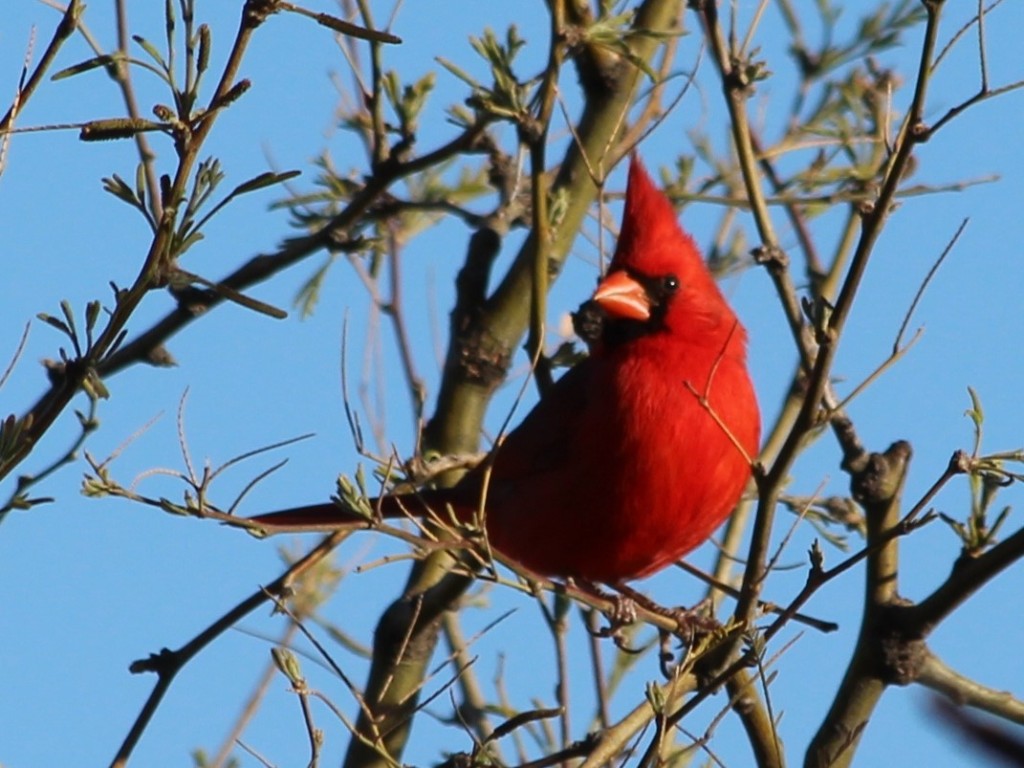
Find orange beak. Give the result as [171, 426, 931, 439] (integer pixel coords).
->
[592, 270, 650, 321]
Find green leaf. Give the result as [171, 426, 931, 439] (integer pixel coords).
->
[37, 313, 71, 337]
[229, 169, 301, 197]
[271, 647, 304, 685]
[436, 56, 480, 89]
[134, 163, 147, 210]
[102, 174, 139, 206]
[402, 73, 435, 125]
[59, 300, 78, 340]
[83, 370, 110, 401]
[965, 386, 984, 429]
[295, 257, 332, 318]
[645, 682, 665, 712]
[382, 70, 401, 109]
[132, 34, 168, 72]
[51, 53, 121, 81]
[174, 229, 205, 257]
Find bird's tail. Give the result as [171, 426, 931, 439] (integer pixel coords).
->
[247, 489, 468, 534]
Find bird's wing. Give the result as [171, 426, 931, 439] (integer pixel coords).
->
[474, 357, 594, 488]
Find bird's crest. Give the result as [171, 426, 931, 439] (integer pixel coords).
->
[610, 155, 737, 333]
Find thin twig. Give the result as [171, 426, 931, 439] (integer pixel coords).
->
[894, 218, 967, 352]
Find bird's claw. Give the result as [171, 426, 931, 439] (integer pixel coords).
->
[611, 585, 721, 639]
[571, 579, 644, 651]
[598, 595, 646, 653]
[656, 600, 725, 679]
[590, 605, 644, 654]
[607, 593, 638, 626]
[665, 598, 719, 638]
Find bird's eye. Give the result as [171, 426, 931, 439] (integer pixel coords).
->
[662, 275, 680, 294]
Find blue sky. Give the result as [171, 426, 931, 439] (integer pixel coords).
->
[2, 2, 1023, 766]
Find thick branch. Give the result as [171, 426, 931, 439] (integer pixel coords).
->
[346, 4, 687, 766]
[907, 523, 1024, 633]
[805, 441, 912, 768]
[919, 651, 1024, 726]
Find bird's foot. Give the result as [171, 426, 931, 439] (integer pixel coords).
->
[656, 628, 694, 679]
[664, 598, 720, 637]
[654, 601, 728, 679]
[572, 579, 643, 653]
[605, 592, 639, 628]
[611, 584, 721, 639]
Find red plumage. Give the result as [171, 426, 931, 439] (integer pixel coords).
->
[250, 156, 760, 584]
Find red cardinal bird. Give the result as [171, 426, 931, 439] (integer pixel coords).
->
[251, 157, 759, 584]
